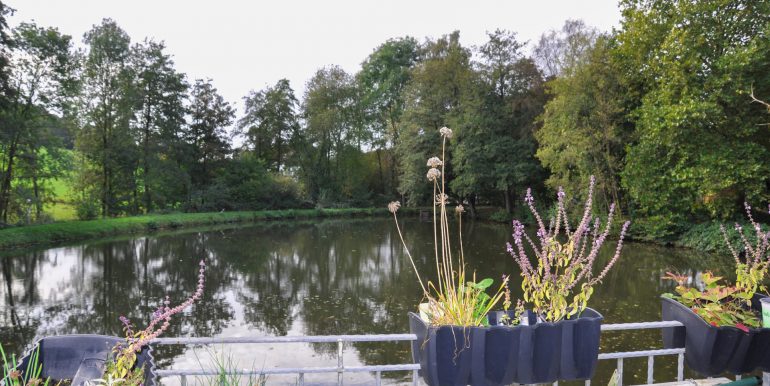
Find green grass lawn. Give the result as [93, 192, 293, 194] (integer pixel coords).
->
[44, 176, 77, 221]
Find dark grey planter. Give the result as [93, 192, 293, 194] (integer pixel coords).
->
[408, 308, 603, 386]
[661, 295, 770, 376]
[15, 335, 156, 386]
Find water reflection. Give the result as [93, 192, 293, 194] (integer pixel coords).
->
[0, 219, 732, 384]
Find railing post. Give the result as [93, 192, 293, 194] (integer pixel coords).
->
[616, 358, 623, 386]
[337, 339, 344, 386]
[647, 355, 654, 385]
[180, 375, 187, 386]
[677, 353, 685, 382]
[763, 372, 769, 386]
[298, 373, 305, 386]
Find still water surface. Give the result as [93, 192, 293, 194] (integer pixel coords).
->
[0, 218, 734, 385]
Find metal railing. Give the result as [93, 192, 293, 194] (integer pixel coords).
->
[151, 321, 686, 386]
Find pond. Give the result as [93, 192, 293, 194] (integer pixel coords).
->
[0, 218, 735, 385]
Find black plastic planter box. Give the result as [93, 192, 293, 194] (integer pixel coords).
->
[15, 335, 156, 386]
[661, 295, 770, 376]
[408, 308, 603, 386]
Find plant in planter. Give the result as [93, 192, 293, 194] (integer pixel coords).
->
[390, 129, 631, 386]
[661, 203, 770, 376]
[390, 126, 508, 386]
[13, 260, 207, 386]
[496, 176, 630, 384]
[2, 344, 50, 386]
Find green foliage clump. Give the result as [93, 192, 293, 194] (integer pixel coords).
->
[75, 195, 100, 221]
[488, 209, 512, 223]
[619, 0, 770, 225]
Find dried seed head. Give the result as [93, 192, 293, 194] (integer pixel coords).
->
[439, 126, 453, 138]
[426, 156, 443, 168]
[388, 201, 401, 214]
[455, 204, 465, 214]
[27, 378, 42, 386]
[426, 168, 441, 182]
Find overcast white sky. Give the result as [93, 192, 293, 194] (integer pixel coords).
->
[8, 0, 621, 114]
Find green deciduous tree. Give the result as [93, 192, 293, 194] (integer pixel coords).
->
[537, 36, 628, 211]
[184, 78, 235, 208]
[397, 32, 473, 206]
[452, 30, 546, 214]
[300, 65, 364, 204]
[131, 39, 188, 212]
[238, 78, 299, 172]
[619, 0, 770, 227]
[357, 37, 420, 195]
[533, 19, 599, 79]
[77, 18, 137, 217]
[0, 1, 13, 106]
[0, 21, 73, 222]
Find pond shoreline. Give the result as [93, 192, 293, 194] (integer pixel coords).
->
[0, 207, 422, 251]
[4, 207, 731, 255]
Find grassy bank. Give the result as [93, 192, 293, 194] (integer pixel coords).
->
[0, 208, 418, 250]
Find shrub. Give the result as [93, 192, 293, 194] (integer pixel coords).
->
[75, 197, 100, 220]
[488, 208, 511, 223]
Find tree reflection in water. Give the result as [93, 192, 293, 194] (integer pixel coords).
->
[0, 218, 734, 384]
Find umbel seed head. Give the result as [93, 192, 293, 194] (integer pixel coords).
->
[439, 126, 453, 138]
[426, 168, 441, 182]
[427, 156, 443, 168]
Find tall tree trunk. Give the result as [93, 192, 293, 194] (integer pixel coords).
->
[101, 114, 111, 217]
[389, 117, 400, 197]
[32, 173, 41, 221]
[132, 177, 139, 215]
[143, 119, 152, 213]
[0, 133, 20, 222]
[102, 160, 109, 217]
[276, 138, 283, 173]
[504, 186, 512, 213]
[468, 194, 478, 219]
[376, 148, 385, 195]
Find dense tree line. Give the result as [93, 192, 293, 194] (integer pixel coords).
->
[1, 0, 769, 238]
[539, 0, 770, 237]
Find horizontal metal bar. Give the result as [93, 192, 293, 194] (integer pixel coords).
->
[156, 364, 421, 377]
[153, 321, 682, 346]
[601, 321, 683, 331]
[152, 334, 417, 345]
[157, 349, 686, 378]
[598, 348, 685, 360]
